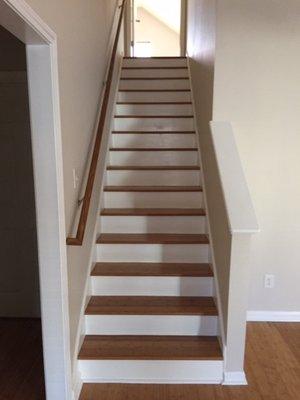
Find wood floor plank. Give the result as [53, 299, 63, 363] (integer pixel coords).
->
[107, 165, 200, 170]
[91, 262, 213, 277]
[85, 296, 217, 316]
[78, 335, 222, 361]
[79, 322, 300, 400]
[97, 233, 209, 244]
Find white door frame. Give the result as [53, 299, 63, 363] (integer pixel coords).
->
[0, 1, 72, 399]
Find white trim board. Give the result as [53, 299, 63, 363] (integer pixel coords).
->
[223, 371, 247, 386]
[247, 311, 300, 322]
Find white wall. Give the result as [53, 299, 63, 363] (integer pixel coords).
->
[213, 0, 300, 314]
[135, 7, 180, 56]
[23, 0, 119, 359]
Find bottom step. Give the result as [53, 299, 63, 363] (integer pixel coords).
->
[78, 335, 223, 384]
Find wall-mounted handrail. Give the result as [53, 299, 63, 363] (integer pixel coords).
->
[67, 0, 126, 246]
[209, 121, 259, 234]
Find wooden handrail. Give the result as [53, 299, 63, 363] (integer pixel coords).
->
[67, 0, 127, 246]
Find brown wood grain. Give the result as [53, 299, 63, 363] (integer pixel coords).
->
[109, 147, 197, 151]
[96, 233, 209, 244]
[79, 322, 300, 400]
[106, 165, 200, 170]
[91, 262, 213, 277]
[103, 185, 203, 192]
[66, 0, 127, 246]
[78, 335, 222, 360]
[120, 77, 189, 80]
[114, 115, 193, 118]
[85, 296, 217, 316]
[112, 130, 195, 134]
[100, 208, 205, 216]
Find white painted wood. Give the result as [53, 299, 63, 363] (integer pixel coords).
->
[187, 56, 226, 353]
[26, 42, 72, 400]
[91, 276, 213, 296]
[117, 90, 191, 103]
[100, 215, 206, 233]
[210, 122, 259, 234]
[112, 133, 197, 148]
[122, 58, 187, 68]
[104, 191, 204, 208]
[116, 103, 193, 116]
[247, 311, 300, 322]
[223, 371, 247, 385]
[78, 359, 223, 384]
[121, 68, 188, 78]
[114, 116, 194, 131]
[96, 243, 209, 263]
[85, 315, 217, 335]
[106, 170, 201, 186]
[119, 78, 190, 90]
[109, 150, 198, 166]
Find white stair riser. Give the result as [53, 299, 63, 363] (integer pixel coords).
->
[118, 91, 191, 103]
[109, 151, 198, 166]
[106, 170, 201, 186]
[121, 68, 188, 78]
[91, 276, 213, 297]
[122, 58, 187, 68]
[119, 79, 190, 90]
[96, 243, 209, 263]
[116, 104, 192, 116]
[112, 133, 197, 148]
[85, 315, 217, 336]
[104, 192, 204, 208]
[100, 215, 206, 234]
[78, 360, 223, 384]
[114, 117, 194, 132]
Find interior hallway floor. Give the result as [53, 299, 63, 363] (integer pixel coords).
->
[0, 318, 45, 400]
[80, 322, 300, 400]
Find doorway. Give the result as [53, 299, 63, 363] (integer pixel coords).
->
[0, 24, 45, 398]
[129, 0, 186, 57]
[0, 1, 72, 399]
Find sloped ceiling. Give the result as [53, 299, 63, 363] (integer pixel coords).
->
[136, 0, 181, 33]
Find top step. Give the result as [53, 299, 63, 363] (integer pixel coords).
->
[123, 57, 187, 69]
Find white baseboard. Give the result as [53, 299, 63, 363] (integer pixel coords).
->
[247, 311, 300, 322]
[72, 370, 83, 400]
[223, 371, 247, 386]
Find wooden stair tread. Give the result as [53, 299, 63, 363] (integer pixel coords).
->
[112, 131, 195, 134]
[103, 185, 203, 192]
[119, 89, 191, 92]
[109, 147, 197, 151]
[120, 77, 189, 80]
[122, 67, 188, 70]
[116, 102, 192, 105]
[97, 233, 209, 244]
[91, 262, 213, 277]
[78, 335, 222, 360]
[85, 296, 217, 316]
[107, 165, 200, 170]
[101, 208, 205, 216]
[114, 115, 193, 118]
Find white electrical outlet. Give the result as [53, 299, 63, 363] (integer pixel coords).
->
[72, 168, 79, 189]
[264, 274, 275, 289]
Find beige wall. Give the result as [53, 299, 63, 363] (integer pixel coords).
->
[0, 26, 40, 317]
[135, 7, 180, 56]
[187, 0, 231, 335]
[213, 0, 300, 313]
[23, 0, 119, 359]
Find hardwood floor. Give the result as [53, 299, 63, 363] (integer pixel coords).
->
[79, 322, 300, 400]
[0, 318, 45, 400]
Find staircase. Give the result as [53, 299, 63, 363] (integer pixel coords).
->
[78, 57, 223, 384]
